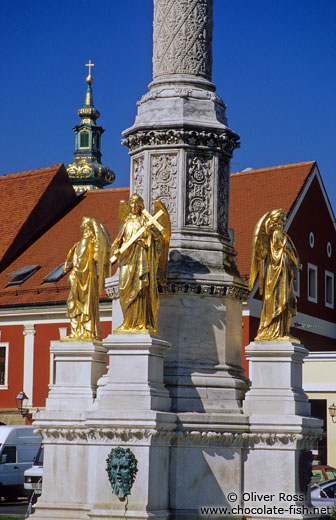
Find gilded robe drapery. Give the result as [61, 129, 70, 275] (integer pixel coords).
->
[256, 228, 297, 340]
[112, 214, 161, 332]
[66, 235, 101, 340]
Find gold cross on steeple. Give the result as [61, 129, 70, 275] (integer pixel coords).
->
[85, 60, 95, 76]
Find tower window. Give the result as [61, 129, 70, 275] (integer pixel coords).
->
[80, 131, 89, 148]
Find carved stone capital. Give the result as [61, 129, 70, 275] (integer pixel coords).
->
[23, 324, 36, 336]
[122, 128, 239, 156]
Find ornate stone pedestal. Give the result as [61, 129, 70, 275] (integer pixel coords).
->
[244, 341, 311, 416]
[242, 341, 322, 520]
[46, 340, 108, 410]
[95, 333, 171, 412]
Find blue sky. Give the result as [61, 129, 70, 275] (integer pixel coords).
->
[2, 1, 336, 206]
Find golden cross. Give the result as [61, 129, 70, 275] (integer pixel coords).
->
[110, 208, 164, 265]
[85, 60, 95, 75]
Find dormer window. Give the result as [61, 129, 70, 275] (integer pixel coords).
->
[80, 131, 89, 148]
[43, 264, 69, 284]
[6, 265, 41, 287]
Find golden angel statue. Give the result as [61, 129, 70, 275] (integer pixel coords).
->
[63, 217, 111, 341]
[111, 193, 171, 334]
[249, 208, 302, 342]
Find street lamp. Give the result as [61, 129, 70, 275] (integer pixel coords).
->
[15, 391, 32, 423]
[328, 402, 336, 423]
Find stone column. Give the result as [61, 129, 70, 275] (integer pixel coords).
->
[121, 0, 248, 414]
[152, 0, 213, 84]
[23, 324, 36, 406]
[124, 0, 239, 269]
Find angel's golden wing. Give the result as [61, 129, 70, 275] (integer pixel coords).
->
[118, 200, 130, 230]
[90, 218, 112, 295]
[154, 200, 171, 286]
[248, 211, 270, 293]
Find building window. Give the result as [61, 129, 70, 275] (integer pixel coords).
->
[325, 271, 334, 309]
[308, 263, 318, 303]
[0, 344, 9, 388]
[80, 131, 89, 148]
[293, 266, 300, 297]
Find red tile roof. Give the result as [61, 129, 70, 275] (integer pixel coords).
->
[229, 162, 315, 278]
[0, 164, 77, 272]
[0, 187, 129, 306]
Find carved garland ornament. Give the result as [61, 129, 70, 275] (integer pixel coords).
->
[137, 87, 225, 108]
[122, 129, 239, 156]
[150, 154, 178, 226]
[132, 155, 145, 198]
[34, 427, 320, 451]
[185, 153, 213, 227]
[153, 0, 213, 80]
[217, 158, 229, 235]
[106, 282, 250, 302]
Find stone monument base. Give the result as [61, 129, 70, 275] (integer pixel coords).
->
[242, 341, 322, 520]
[46, 340, 107, 410]
[95, 333, 171, 412]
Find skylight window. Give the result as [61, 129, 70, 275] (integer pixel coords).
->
[43, 264, 69, 284]
[6, 265, 40, 287]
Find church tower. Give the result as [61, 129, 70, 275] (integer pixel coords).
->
[66, 61, 115, 192]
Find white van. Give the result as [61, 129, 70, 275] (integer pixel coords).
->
[0, 425, 41, 501]
[24, 443, 43, 503]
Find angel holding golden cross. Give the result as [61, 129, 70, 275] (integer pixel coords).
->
[111, 193, 171, 334]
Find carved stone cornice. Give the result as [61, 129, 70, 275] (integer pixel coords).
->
[34, 426, 321, 451]
[105, 285, 120, 300]
[122, 128, 239, 156]
[35, 427, 161, 445]
[160, 282, 249, 301]
[106, 282, 249, 302]
[35, 427, 247, 447]
[247, 433, 322, 451]
[137, 87, 224, 108]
